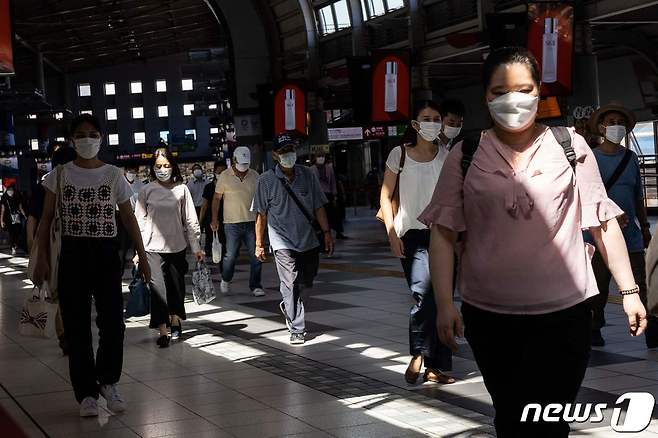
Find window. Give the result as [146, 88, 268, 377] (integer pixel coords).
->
[181, 79, 193, 91]
[361, 0, 404, 20]
[208, 104, 217, 110]
[185, 129, 196, 140]
[106, 108, 117, 121]
[210, 127, 219, 134]
[134, 132, 146, 144]
[81, 110, 93, 115]
[55, 112, 63, 120]
[130, 81, 142, 94]
[156, 80, 167, 93]
[159, 131, 170, 142]
[30, 139, 39, 150]
[104, 82, 116, 95]
[183, 104, 195, 116]
[158, 106, 168, 118]
[317, 0, 351, 35]
[132, 107, 144, 119]
[108, 134, 119, 145]
[78, 83, 91, 97]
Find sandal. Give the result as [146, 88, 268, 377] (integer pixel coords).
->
[405, 355, 423, 384]
[424, 368, 456, 384]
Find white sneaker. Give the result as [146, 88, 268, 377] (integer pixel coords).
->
[220, 280, 231, 295]
[79, 396, 99, 417]
[252, 288, 266, 297]
[99, 383, 126, 413]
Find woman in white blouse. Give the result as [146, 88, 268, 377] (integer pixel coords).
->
[135, 148, 204, 348]
[380, 100, 455, 385]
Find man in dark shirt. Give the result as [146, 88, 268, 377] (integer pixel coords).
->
[200, 161, 227, 261]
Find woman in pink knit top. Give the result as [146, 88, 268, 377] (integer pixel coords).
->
[419, 47, 647, 437]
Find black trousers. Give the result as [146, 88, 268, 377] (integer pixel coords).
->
[400, 229, 452, 371]
[462, 301, 591, 438]
[148, 250, 188, 328]
[324, 194, 343, 234]
[6, 223, 21, 249]
[58, 237, 125, 403]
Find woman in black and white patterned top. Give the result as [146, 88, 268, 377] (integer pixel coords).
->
[33, 115, 151, 418]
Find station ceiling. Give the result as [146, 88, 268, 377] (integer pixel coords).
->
[12, 0, 226, 72]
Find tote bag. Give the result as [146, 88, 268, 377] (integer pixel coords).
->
[19, 285, 58, 339]
[212, 231, 222, 264]
[192, 261, 216, 305]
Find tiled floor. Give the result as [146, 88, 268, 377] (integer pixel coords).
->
[1, 211, 658, 437]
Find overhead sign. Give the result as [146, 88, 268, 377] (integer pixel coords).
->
[0, 0, 13, 75]
[363, 126, 386, 139]
[387, 124, 407, 137]
[527, 3, 574, 96]
[234, 114, 261, 137]
[371, 50, 411, 122]
[573, 105, 595, 120]
[536, 96, 562, 120]
[328, 127, 363, 141]
[274, 82, 306, 136]
[310, 144, 330, 155]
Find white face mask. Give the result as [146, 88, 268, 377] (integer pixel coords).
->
[6, 189, 14, 197]
[487, 92, 539, 132]
[74, 137, 101, 160]
[604, 125, 626, 144]
[416, 121, 442, 142]
[235, 163, 250, 172]
[443, 125, 462, 140]
[278, 152, 297, 169]
[193, 169, 203, 178]
[125, 172, 136, 183]
[155, 167, 172, 182]
[316, 156, 325, 165]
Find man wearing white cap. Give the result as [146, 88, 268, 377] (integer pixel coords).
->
[211, 147, 265, 297]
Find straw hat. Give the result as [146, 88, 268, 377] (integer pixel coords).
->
[588, 101, 637, 134]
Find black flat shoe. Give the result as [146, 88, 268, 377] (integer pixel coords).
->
[171, 323, 182, 340]
[156, 335, 170, 348]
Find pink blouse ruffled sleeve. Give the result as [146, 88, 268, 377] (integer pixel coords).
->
[418, 142, 466, 232]
[573, 132, 624, 229]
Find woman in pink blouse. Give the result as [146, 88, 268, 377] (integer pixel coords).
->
[420, 47, 647, 437]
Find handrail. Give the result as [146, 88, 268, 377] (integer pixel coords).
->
[638, 154, 658, 208]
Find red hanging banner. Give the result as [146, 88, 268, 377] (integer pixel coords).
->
[274, 82, 306, 136]
[371, 50, 410, 122]
[527, 2, 574, 96]
[0, 0, 14, 75]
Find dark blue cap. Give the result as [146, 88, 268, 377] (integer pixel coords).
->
[273, 132, 299, 151]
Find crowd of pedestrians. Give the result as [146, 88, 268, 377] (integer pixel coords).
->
[17, 47, 658, 438]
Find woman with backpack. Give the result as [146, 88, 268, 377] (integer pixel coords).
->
[421, 47, 648, 437]
[1, 184, 26, 254]
[380, 100, 455, 385]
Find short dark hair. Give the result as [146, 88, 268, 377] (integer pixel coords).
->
[149, 147, 183, 183]
[213, 160, 226, 172]
[192, 163, 202, 170]
[482, 47, 540, 91]
[69, 114, 102, 136]
[52, 146, 77, 167]
[402, 100, 441, 146]
[440, 99, 465, 118]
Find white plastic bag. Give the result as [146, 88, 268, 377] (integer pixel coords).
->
[19, 285, 58, 339]
[212, 231, 222, 264]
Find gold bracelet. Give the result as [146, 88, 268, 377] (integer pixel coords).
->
[619, 285, 640, 296]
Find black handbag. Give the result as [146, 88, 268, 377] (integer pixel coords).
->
[125, 267, 151, 318]
[277, 176, 326, 252]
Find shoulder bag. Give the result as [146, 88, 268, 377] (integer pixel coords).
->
[276, 175, 326, 252]
[376, 145, 407, 223]
[27, 166, 63, 299]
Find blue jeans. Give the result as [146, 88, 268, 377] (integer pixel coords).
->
[400, 229, 452, 371]
[222, 222, 262, 290]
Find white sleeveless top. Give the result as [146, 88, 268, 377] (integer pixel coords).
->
[385, 145, 449, 237]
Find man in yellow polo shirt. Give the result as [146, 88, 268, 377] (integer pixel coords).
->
[210, 147, 265, 297]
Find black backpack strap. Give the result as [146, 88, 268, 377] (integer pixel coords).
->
[276, 176, 318, 230]
[550, 126, 576, 171]
[460, 137, 480, 178]
[604, 148, 633, 192]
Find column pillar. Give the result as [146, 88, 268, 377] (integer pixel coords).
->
[348, 0, 368, 56]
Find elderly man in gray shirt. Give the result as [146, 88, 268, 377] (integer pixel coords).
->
[253, 133, 334, 345]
